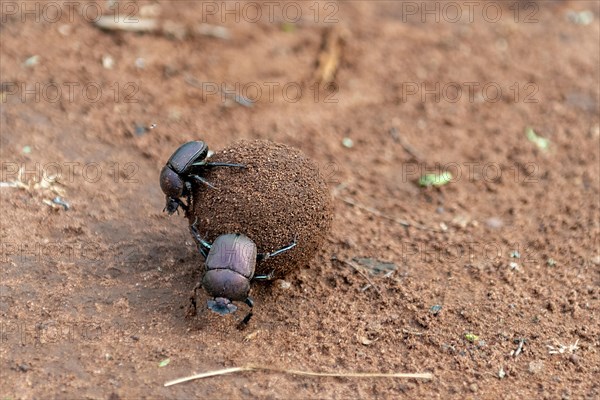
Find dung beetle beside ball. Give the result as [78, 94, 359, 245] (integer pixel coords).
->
[189, 220, 297, 322]
[159, 141, 245, 215]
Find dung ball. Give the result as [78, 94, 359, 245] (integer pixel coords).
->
[187, 139, 333, 277]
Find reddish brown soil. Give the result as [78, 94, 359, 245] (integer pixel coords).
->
[1, 1, 599, 399]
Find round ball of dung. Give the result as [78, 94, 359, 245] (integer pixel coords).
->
[187, 139, 333, 278]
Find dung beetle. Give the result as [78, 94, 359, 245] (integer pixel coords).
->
[160, 141, 244, 215]
[189, 220, 297, 323]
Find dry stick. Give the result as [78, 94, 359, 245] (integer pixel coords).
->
[390, 128, 424, 162]
[164, 365, 433, 387]
[334, 257, 382, 297]
[337, 196, 437, 232]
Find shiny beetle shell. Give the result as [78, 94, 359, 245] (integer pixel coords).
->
[202, 234, 257, 301]
[167, 141, 208, 174]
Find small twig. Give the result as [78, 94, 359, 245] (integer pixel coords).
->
[402, 328, 424, 336]
[0, 181, 23, 188]
[390, 128, 424, 161]
[185, 75, 253, 107]
[164, 365, 433, 387]
[511, 338, 526, 357]
[315, 26, 346, 85]
[336, 195, 437, 232]
[333, 257, 382, 297]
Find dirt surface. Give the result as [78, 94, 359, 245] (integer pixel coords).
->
[1, 1, 599, 399]
[188, 139, 333, 278]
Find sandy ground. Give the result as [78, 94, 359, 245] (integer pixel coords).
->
[1, 1, 599, 399]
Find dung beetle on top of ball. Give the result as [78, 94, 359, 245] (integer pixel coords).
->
[189, 220, 297, 323]
[159, 141, 245, 215]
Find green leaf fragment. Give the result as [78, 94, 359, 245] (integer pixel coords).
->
[159, 358, 171, 367]
[465, 333, 479, 343]
[419, 172, 453, 187]
[526, 127, 549, 151]
[281, 22, 296, 32]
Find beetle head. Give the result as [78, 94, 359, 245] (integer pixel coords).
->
[207, 297, 238, 315]
[164, 197, 180, 215]
[160, 165, 184, 199]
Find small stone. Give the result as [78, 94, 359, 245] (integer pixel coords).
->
[102, 55, 115, 69]
[569, 354, 579, 365]
[58, 24, 72, 36]
[342, 137, 354, 148]
[528, 360, 544, 374]
[485, 217, 503, 229]
[469, 383, 478, 393]
[498, 367, 506, 379]
[430, 305, 442, 315]
[18, 364, 30, 372]
[277, 279, 291, 290]
[23, 55, 39, 68]
[135, 58, 146, 69]
[567, 10, 594, 25]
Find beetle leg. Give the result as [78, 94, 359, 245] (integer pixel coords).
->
[177, 197, 188, 211]
[237, 297, 254, 328]
[257, 236, 298, 262]
[253, 270, 275, 280]
[244, 297, 254, 308]
[190, 174, 217, 189]
[189, 219, 212, 258]
[164, 196, 186, 214]
[184, 181, 193, 209]
[193, 161, 246, 169]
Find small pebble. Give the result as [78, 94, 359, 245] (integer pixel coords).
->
[135, 58, 146, 69]
[569, 354, 579, 365]
[58, 24, 72, 36]
[102, 55, 115, 69]
[430, 305, 442, 315]
[528, 360, 544, 374]
[22, 145, 32, 154]
[277, 280, 291, 290]
[342, 137, 354, 148]
[469, 383, 478, 393]
[18, 364, 30, 372]
[485, 217, 504, 229]
[567, 10, 594, 25]
[498, 367, 506, 379]
[134, 124, 147, 136]
[23, 55, 39, 68]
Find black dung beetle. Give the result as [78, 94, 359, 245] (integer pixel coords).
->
[189, 220, 297, 323]
[160, 141, 244, 215]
